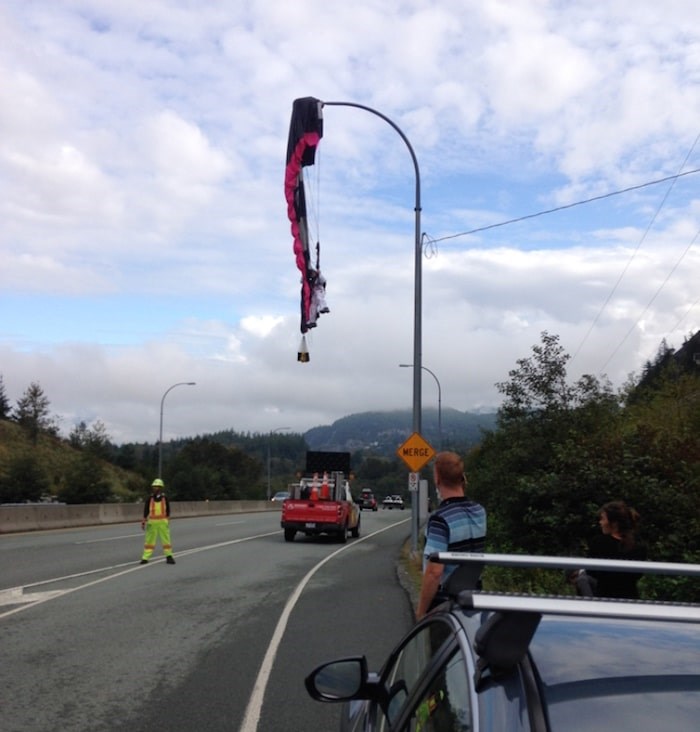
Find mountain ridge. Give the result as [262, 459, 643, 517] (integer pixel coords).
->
[303, 407, 497, 456]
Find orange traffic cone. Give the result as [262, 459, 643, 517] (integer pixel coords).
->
[310, 472, 319, 501]
[320, 472, 330, 500]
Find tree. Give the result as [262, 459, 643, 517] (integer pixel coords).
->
[13, 382, 58, 444]
[0, 374, 10, 420]
[69, 420, 112, 459]
[0, 453, 49, 503]
[61, 452, 112, 504]
[496, 331, 573, 423]
[166, 437, 262, 500]
[470, 332, 625, 555]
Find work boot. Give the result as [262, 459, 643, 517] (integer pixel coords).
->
[166, 556, 176, 564]
[139, 559, 148, 565]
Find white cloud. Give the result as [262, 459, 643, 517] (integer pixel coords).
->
[0, 0, 699, 444]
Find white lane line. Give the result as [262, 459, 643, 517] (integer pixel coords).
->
[240, 518, 411, 732]
[3, 560, 147, 592]
[0, 530, 280, 620]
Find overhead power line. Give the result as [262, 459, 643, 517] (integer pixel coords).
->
[599, 228, 700, 373]
[429, 167, 700, 244]
[595, 134, 700, 372]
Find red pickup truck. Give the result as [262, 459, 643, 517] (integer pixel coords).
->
[281, 470, 360, 543]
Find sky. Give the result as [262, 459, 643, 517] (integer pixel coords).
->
[2, 0, 700, 445]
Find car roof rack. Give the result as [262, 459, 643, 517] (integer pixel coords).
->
[430, 551, 700, 577]
[457, 591, 700, 622]
[429, 553, 700, 623]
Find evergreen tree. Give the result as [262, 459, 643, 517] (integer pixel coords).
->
[61, 452, 111, 504]
[13, 381, 58, 444]
[166, 437, 263, 500]
[0, 374, 10, 420]
[0, 453, 49, 503]
[69, 419, 111, 459]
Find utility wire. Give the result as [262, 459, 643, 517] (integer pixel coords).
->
[596, 134, 700, 372]
[599, 228, 700, 373]
[670, 295, 700, 335]
[429, 167, 700, 244]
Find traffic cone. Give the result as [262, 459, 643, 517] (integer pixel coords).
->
[310, 472, 319, 500]
[320, 472, 330, 500]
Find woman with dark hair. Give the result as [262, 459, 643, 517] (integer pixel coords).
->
[587, 500, 646, 599]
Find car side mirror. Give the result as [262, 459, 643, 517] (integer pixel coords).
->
[305, 657, 367, 701]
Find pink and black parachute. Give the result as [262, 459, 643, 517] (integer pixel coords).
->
[285, 97, 324, 346]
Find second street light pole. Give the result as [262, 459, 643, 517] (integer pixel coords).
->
[158, 381, 196, 479]
[267, 427, 290, 500]
[400, 364, 442, 450]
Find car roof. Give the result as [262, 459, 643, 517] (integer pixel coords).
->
[438, 553, 700, 731]
[530, 614, 700, 729]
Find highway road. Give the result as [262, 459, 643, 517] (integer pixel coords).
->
[0, 509, 415, 732]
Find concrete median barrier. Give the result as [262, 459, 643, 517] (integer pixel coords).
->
[0, 500, 281, 534]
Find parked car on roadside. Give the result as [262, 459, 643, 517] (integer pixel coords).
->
[305, 553, 700, 731]
[358, 489, 378, 511]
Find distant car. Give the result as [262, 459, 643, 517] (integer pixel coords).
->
[358, 489, 377, 511]
[305, 553, 700, 731]
[270, 491, 290, 502]
[382, 495, 405, 510]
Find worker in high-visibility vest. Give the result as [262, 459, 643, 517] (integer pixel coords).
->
[140, 478, 175, 564]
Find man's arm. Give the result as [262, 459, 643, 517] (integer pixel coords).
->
[416, 561, 444, 620]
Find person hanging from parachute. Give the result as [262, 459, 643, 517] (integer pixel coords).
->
[284, 97, 328, 362]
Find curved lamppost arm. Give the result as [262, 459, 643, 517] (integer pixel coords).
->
[158, 381, 196, 478]
[323, 100, 422, 551]
[400, 364, 441, 450]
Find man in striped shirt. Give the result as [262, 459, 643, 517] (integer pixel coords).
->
[417, 451, 486, 619]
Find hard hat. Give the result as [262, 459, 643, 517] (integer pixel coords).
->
[151, 478, 165, 488]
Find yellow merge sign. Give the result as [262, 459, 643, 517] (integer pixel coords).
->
[397, 432, 436, 472]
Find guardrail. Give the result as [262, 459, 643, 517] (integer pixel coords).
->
[0, 500, 281, 534]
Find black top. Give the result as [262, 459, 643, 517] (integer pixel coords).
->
[588, 534, 646, 599]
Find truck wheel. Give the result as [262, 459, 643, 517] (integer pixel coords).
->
[338, 523, 348, 543]
[284, 528, 296, 542]
[351, 517, 360, 538]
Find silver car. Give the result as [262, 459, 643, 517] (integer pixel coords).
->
[306, 553, 700, 731]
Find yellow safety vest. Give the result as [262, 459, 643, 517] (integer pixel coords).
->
[148, 495, 168, 520]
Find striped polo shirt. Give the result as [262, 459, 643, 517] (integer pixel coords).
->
[423, 496, 487, 585]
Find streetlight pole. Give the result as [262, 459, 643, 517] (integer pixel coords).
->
[158, 381, 196, 479]
[267, 427, 291, 500]
[400, 364, 441, 450]
[323, 100, 422, 551]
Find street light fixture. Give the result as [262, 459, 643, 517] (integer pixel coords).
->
[158, 381, 196, 479]
[267, 427, 291, 500]
[400, 364, 441, 450]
